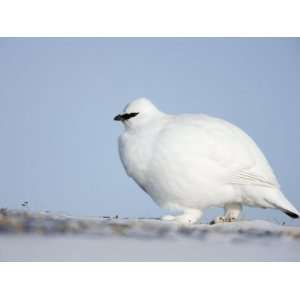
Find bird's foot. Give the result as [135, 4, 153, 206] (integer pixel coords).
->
[162, 210, 202, 224]
[174, 214, 200, 224]
[161, 215, 176, 221]
[210, 216, 237, 225]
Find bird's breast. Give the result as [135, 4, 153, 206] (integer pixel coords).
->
[118, 130, 156, 187]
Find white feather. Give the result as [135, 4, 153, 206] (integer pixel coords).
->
[116, 98, 299, 222]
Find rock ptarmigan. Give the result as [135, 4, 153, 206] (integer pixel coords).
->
[114, 98, 299, 224]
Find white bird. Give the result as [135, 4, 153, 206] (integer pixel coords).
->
[114, 98, 299, 224]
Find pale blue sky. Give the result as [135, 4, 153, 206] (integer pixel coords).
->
[0, 38, 299, 223]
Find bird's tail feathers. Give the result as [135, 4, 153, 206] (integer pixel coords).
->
[266, 189, 300, 219]
[282, 209, 299, 219]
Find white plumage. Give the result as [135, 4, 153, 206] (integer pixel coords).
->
[114, 98, 299, 224]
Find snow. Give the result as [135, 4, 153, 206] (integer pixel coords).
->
[0, 210, 300, 261]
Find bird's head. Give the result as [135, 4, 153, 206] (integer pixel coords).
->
[114, 98, 163, 129]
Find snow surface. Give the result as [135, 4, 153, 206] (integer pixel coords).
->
[0, 210, 300, 261]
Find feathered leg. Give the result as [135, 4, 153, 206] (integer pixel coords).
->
[162, 209, 203, 224]
[211, 203, 242, 224]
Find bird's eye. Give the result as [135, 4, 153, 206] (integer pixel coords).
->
[114, 112, 139, 121]
[127, 112, 139, 119]
[122, 112, 139, 120]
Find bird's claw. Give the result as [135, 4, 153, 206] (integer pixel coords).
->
[210, 216, 237, 225]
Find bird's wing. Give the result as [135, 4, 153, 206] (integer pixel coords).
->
[231, 169, 279, 188]
[173, 114, 280, 188]
[206, 117, 280, 188]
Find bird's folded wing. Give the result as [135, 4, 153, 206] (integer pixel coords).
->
[231, 170, 279, 188]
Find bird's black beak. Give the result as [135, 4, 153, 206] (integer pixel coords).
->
[114, 114, 124, 121]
